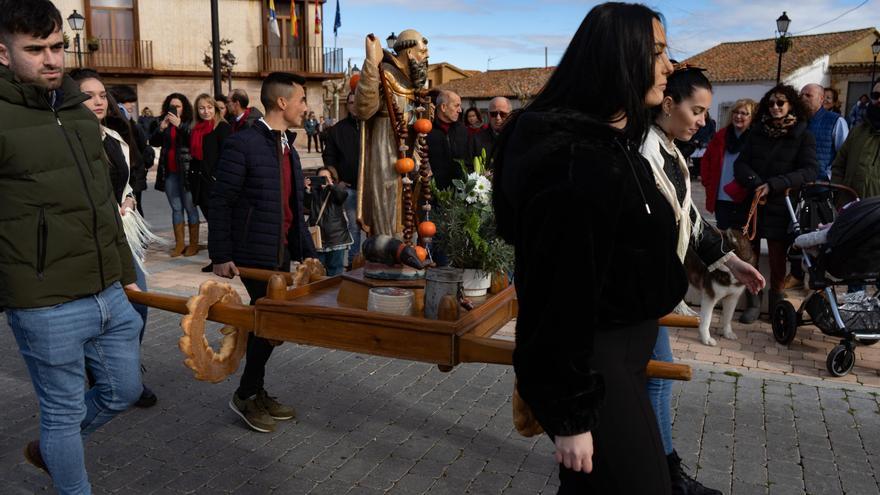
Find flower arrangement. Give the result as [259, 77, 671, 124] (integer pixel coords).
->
[431, 152, 513, 276]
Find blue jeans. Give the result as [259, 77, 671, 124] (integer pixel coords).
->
[164, 171, 199, 225]
[647, 326, 674, 455]
[6, 282, 143, 494]
[344, 187, 362, 267]
[317, 249, 346, 276]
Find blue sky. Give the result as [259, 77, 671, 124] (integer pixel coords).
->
[325, 0, 877, 71]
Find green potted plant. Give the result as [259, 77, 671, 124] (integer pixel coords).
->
[86, 36, 100, 52]
[432, 151, 513, 296]
[62, 32, 70, 49]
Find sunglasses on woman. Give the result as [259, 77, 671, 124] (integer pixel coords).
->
[768, 99, 788, 108]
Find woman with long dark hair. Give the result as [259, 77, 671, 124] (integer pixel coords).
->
[641, 67, 764, 495]
[734, 84, 818, 317]
[493, 3, 683, 492]
[150, 92, 199, 257]
[72, 68, 162, 407]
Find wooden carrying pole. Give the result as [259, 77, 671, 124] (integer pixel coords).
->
[125, 286, 696, 381]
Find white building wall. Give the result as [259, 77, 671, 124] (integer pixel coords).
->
[710, 56, 831, 126]
[783, 55, 830, 92]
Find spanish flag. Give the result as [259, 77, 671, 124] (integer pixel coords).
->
[291, 4, 298, 38]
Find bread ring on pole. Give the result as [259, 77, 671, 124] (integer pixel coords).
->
[178, 280, 247, 383]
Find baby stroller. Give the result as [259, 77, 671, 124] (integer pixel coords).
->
[771, 184, 880, 377]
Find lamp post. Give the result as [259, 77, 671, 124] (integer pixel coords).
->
[386, 32, 397, 53]
[871, 38, 880, 88]
[775, 11, 791, 85]
[66, 10, 85, 68]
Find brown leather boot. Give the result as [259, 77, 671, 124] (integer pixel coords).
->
[184, 223, 200, 256]
[171, 223, 185, 257]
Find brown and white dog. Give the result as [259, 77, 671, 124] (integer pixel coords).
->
[683, 229, 756, 346]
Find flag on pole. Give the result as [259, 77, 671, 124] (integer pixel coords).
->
[268, 0, 280, 37]
[333, 0, 341, 37]
[314, 0, 321, 35]
[291, 3, 298, 38]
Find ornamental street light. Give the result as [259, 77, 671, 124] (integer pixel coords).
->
[386, 32, 397, 52]
[775, 11, 791, 84]
[871, 38, 880, 87]
[66, 10, 85, 67]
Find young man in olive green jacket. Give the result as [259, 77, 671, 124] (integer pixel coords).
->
[0, 2, 143, 493]
[831, 82, 880, 201]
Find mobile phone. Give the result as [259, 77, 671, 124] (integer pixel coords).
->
[167, 105, 178, 117]
[308, 176, 327, 187]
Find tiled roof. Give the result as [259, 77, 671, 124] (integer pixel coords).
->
[685, 28, 877, 83]
[436, 67, 554, 99]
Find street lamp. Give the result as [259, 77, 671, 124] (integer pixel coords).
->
[775, 11, 791, 84]
[66, 10, 85, 67]
[386, 32, 397, 52]
[871, 38, 880, 88]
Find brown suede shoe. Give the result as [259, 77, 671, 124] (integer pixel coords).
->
[783, 273, 804, 290]
[24, 440, 49, 476]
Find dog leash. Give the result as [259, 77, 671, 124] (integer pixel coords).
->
[742, 193, 767, 241]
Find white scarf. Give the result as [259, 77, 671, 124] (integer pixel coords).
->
[639, 126, 703, 263]
[640, 126, 706, 316]
[101, 126, 165, 273]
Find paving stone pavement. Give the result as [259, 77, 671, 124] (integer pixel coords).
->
[2, 309, 879, 494]
[3, 167, 879, 493]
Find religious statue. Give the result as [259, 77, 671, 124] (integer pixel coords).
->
[353, 29, 431, 239]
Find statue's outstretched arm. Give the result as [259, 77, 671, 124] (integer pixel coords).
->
[353, 35, 382, 120]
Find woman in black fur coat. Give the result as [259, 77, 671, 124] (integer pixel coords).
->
[493, 3, 684, 493]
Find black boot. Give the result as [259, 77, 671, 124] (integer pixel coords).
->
[668, 450, 721, 495]
[201, 262, 213, 273]
[134, 364, 157, 408]
[739, 289, 762, 324]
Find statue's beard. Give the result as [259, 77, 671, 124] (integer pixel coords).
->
[408, 58, 428, 88]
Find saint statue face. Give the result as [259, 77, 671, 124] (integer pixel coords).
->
[393, 31, 430, 88]
[407, 38, 429, 65]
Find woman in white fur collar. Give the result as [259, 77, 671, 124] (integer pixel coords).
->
[72, 68, 163, 408]
[639, 65, 765, 495]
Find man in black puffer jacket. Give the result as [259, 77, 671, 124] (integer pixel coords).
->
[209, 72, 316, 433]
[427, 89, 469, 190]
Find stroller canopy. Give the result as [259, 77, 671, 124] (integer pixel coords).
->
[825, 197, 880, 279]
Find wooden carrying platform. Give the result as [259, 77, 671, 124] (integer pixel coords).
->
[255, 269, 516, 369]
[127, 267, 695, 382]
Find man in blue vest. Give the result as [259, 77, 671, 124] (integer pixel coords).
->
[800, 83, 848, 180]
[785, 83, 850, 290]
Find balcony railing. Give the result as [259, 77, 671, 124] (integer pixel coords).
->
[66, 39, 153, 70]
[258, 46, 343, 74]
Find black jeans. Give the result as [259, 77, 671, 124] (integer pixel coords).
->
[553, 320, 670, 494]
[236, 251, 290, 400]
[307, 134, 320, 152]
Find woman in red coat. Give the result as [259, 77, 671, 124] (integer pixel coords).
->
[700, 98, 756, 229]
